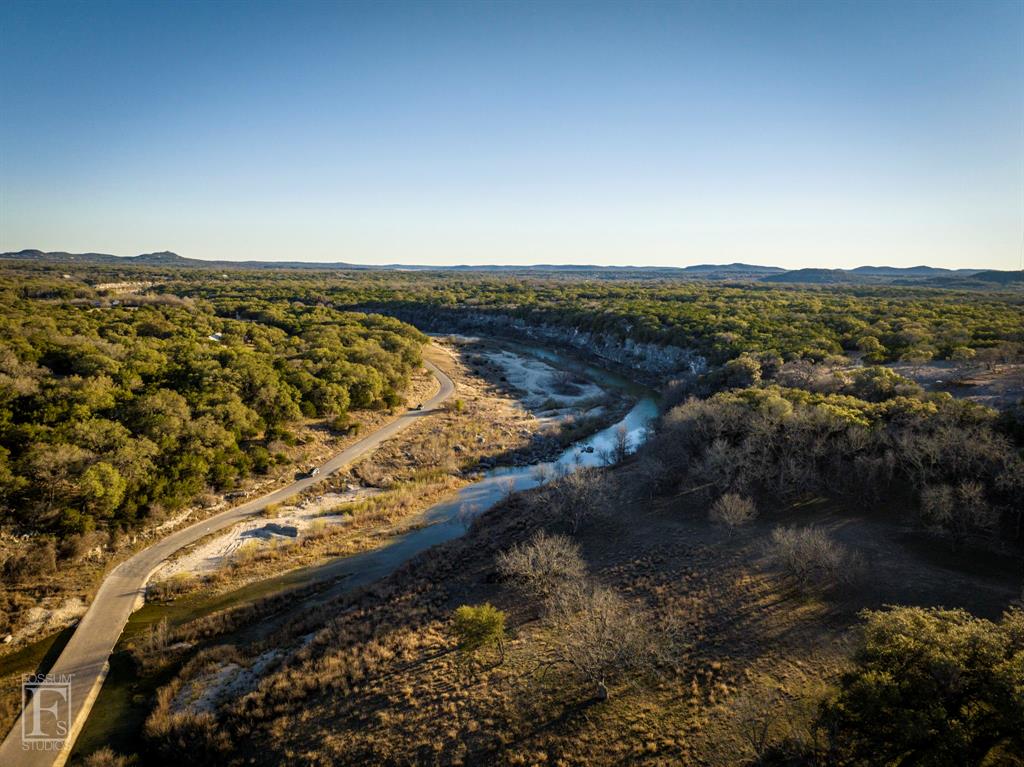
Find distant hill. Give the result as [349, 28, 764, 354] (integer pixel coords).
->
[0, 249, 366, 270]
[969, 270, 1024, 284]
[681, 263, 786, 277]
[761, 268, 857, 284]
[6, 249, 214, 267]
[1, 250, 1019, 288]
[761, 266, 1020, 287]
[926, 270, 1024, 287]
[850, 265, 978, 277]
[0, 251, 784, 278]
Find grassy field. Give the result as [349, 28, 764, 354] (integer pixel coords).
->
[123, 453, 1019, 766]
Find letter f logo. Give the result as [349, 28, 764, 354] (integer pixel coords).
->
[23, 680, 70, 742]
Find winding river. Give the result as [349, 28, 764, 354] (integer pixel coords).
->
[70, 343, 659, 757]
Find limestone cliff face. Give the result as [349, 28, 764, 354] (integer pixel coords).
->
[373, 306, 707, 379]
[483, 315, 706, 377]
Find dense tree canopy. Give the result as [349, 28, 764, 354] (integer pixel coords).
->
[321, 274, 1023, 364]
[1, 261, 1020, 544]
[0, 269, 426, 537]
[15, 262, 1021, 366]
[821, 606, 1024, 766]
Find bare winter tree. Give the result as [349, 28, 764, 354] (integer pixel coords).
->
[920, 481, 998, 546]
[733, 690, 783, 765]
[956, 480, 997, 534]
[767, 526, 862, 592]
[598, 425, 632, 467]
[548, 466, 614, 533]
[708, 493, 758, 534]
[612, 425, 630, 464]
[694, 437, 741, 494]
[537, 580, 661, 701]
[919, 484, 955, 533]
[498, 477, 517, 502]
[633, 453, 668, 500]
[496, 530, 587, 602]
[552, 370, 581, 396]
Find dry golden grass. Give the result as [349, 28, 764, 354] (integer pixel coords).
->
[142, 449, 1021, 767]
[89, 342, 1024, 764]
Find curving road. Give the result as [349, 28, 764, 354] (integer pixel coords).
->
[0, 358, 454, 767]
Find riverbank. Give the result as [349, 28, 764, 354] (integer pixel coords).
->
[141, 337, 630, 601]
[145, 433, 1021, 767]
[67, 340, 658, 763]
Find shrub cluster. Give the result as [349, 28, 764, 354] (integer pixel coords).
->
[646, 385, 1023, 545]
[767, 526, 861, 592]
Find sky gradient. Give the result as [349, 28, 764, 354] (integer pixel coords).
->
[1, 0, 1022, 269]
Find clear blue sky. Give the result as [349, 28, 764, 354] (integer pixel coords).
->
[1, 0, 1021, 269]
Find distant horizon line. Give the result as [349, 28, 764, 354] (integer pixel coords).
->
[3, 248, 1020, 274]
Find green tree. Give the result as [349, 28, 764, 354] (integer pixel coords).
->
[79, 461, 127, 518]
[451, 603, 506, 662]
[846, 366, 920, 402]
[856, 335, 884, 356]
[722, 353, 762, 388]
[951, 346, 977, 364]
[19, 442, 92, 522]
[821, 606, 1024, 766]
[132, 389, 191, 444]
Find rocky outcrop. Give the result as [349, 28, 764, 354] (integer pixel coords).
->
[492, 316, 706, 377]
[365, 306, 707, 380]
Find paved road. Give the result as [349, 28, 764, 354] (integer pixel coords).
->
[0, 359, 454, 767]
